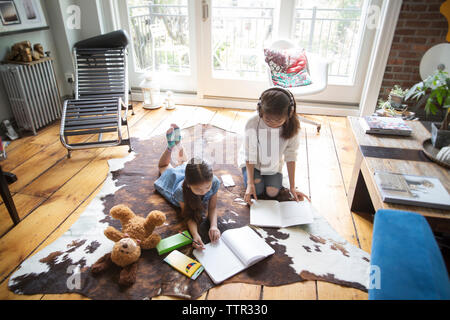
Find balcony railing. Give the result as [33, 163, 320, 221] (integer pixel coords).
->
[129, 3, 190, 74]
[128, 3, 363, 81]
[211, 6, 275, 79]
[293, 7, 363, 79]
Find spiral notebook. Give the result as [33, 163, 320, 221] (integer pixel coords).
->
[193, 226, 274, 284]
[250, 200, 314, 228]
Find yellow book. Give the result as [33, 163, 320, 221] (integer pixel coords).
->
[163, 250, 204, 280]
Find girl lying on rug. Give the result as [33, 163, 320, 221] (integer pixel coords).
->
[239, 87, 310, 205]
[155, 124, 221, 250]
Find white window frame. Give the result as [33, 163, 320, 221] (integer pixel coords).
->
[107, 0, 401, 116]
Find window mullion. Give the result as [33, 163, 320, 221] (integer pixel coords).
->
[276, 0, 296, 39]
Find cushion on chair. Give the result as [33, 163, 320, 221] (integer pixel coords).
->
[271, 69, 311, 88]
[74, 30, 130, 49]
[264, 47, 312, 88]
[369, 209, 450, 300]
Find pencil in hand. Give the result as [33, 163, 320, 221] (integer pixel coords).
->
[178, 231, 205, 249]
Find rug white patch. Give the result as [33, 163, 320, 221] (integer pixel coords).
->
[254, 207, 370, 289]
[9, 153, 136, 290]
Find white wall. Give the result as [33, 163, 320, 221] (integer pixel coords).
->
[0, 0, 109, 123]
[0, 1, 69, 122]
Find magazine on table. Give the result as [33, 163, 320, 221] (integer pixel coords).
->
[374, 171, 450, 210]
[360, 116, 412, 136]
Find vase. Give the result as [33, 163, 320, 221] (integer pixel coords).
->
[431, 122, 450, 149]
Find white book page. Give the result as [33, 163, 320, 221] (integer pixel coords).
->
[250, 200, 281, 227]
[279, 201, 314, 227]
[222, 226, 275, 267]
[193, 238, 245, 284]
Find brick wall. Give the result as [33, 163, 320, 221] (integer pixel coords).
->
[378, 0, 448, 102]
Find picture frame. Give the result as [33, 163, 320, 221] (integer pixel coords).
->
[0, 0, 48, 35]
[0, 1, 21, 26]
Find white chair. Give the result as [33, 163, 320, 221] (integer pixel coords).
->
[266, 39, 329, 132]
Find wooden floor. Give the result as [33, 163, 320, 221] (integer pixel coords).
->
[0, 103, 373, 300]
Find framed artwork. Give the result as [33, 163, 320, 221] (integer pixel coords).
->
[0, 1, 21, 25]
[0, 0, 48, 35]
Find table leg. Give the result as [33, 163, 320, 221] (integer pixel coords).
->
[347, 147, 375, 216]
[0, 167, 20, 225]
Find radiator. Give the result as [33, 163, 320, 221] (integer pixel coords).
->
[0, 58, 62, 135]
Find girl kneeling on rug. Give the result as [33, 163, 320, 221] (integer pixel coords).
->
[155, 124, 221, 250]
[239, 87, 310, 205]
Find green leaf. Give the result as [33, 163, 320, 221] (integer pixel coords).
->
[412, 91, 424, 100]
[426, 98, 438, 115]
[436, 89, 444, 105]
[405, 82, 424, 100]
[445, 95, 450, 106]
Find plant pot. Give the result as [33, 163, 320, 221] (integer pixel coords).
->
[389, 94, 404, 107]
[431, 122, 450, 149]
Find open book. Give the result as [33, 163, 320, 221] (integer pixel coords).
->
[250, 200, 314, 228]
[193, 226, 274, 284]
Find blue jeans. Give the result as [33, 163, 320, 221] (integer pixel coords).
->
[241, 167, 283, 197]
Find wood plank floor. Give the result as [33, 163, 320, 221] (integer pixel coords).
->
[0, 103, 372, 300]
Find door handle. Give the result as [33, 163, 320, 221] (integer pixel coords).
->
[202, 0, 209, 21]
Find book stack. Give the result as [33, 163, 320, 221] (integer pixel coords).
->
[360, 116, 412, 136]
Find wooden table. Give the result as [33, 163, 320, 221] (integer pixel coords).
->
[347, 117, 450, 233]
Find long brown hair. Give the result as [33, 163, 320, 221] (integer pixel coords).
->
[258, 88, 300, 139]
[182, 158, 213, 224]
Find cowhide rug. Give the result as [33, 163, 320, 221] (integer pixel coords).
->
[8, 124, 371, 300]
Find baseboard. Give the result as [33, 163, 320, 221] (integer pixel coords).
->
[130, 90, 361, 117]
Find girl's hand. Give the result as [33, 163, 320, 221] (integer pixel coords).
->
[244, 183, 258, 206]
[290, 187, 311, 202]
[209, 226, 221, 243]
[192, 234, 206, 250]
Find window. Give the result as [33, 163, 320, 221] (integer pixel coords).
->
[128, 0, 191, 74]
[211, 0, 276, 80]
[293, 0, 365, 84]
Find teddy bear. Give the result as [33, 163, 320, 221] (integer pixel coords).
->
[91, 237, 142, 287]
[91, 205, 166, 286]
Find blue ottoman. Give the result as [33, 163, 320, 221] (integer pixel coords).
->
[369, 209, 450, 300]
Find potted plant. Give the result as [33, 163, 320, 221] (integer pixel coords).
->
[376, 85, 414, 118]
[405, 70, 450, 148]
[388, 85, 408, 109]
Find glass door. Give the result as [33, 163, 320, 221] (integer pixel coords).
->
[118, 0, 381, 106]
[197, 0, 277, 99]
[199, 0, 377, 104]
[289, 0, 375, 104]
[118, 0, 197, 92]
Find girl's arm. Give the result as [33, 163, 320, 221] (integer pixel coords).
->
[207, 193, 220, 242]
[244, 162, 258, 205]
[180, 202, 205, 250]
[286, 161, 296, 190]
[286, 161, 310, 202]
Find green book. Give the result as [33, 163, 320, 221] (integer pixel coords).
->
[156, 230, 193, 255]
